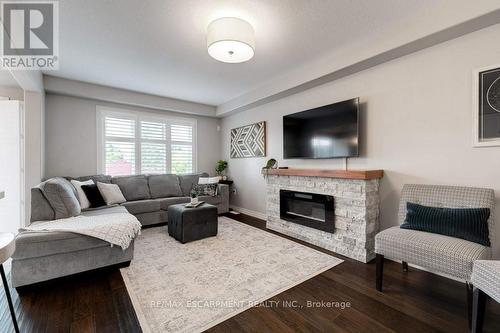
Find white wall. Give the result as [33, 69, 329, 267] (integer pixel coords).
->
[24, 91, 45, 226]
[0, 87, 23, 100]
[45, 94, 221, 178]
[0, 101, 22, 233]
[220, 23, 500, 257]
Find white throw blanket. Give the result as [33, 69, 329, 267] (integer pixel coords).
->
[22, 213, 142, 250]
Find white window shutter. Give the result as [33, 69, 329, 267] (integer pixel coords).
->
[140, 121, 167, 174]
[100, 110, 195, 176]
[104, 117, 136, 176]
[171, 124, 193, 174]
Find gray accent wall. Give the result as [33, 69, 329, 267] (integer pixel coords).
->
[45, 93, 221, 178]
[220, 23, 500, 257]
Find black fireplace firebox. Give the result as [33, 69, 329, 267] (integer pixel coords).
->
[280, 190, 334, 233]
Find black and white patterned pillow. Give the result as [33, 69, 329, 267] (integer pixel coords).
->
[192, 184, 218, 197]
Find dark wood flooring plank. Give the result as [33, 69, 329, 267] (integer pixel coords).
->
[0, 213, 498, 333]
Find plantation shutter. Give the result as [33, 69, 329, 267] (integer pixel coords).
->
[140, 120, 167, 174]
[171, 124, 193, 174]
[100, 109, 195, 175]
[104, 116, 136, 176]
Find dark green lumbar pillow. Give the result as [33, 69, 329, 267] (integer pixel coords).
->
[400, 202, 491, 246]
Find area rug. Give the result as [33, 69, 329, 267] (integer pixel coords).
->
[121, 217, 343, 333]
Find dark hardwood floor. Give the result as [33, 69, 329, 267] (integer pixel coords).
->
[1, 213, 499, 332]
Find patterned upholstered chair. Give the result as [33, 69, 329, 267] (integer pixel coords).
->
[471, 260, 500, 333]
[374, 184, 495, 328]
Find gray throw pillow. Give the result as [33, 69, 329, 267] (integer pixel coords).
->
[39, 177, 81, 219]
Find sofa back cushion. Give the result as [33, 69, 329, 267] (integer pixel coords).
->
[178, 172, 209, 196]
[31, 187, 55, 222]
[39, 177, 81, 219]
[112, 175, 150, 201]
[74, 174, 112, 184]
[148, 174, 183, 198]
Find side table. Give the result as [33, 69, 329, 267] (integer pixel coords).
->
[0, 233, 19, 333]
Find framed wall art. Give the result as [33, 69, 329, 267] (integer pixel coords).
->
[230, 121, 266, 158]
[473, 64, 500, 147]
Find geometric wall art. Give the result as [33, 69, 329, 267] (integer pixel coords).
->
[230, 121, 266, 158]
[473, 64, 500, 147]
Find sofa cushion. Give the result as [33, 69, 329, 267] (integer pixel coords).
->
[178, 172, 209, 196]
[156, 197, 190, 210]
[148, 174, 183, 198]
[13, 231, 109, 260]
[121, 199, 160, 215]
[39, 177, 81, 219]
[112, 175, 151, 201]
[375, 226, 491, 280]
[30, 187, 55, 222]
[199, 195, 222, 206]
[73, 174, 112, 184]
[81, 205, 128, 216]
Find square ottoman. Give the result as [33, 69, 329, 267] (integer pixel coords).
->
[168, 203, 218, 243]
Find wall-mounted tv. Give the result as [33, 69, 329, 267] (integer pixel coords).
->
[283, 98, 359, 159]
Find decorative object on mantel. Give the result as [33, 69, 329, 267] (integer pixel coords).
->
[473, 64, 500, 147]
[261, 158, 278, 178]
[230, 121, 266, 158]
[215, 160, 228, 180]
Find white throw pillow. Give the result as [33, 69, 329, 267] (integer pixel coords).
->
[97, 182, 126, 205]
[198, 176, 220, 185]
[70, 179, 94, 209]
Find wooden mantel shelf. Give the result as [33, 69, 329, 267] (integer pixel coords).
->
[265, 168, 384, 180]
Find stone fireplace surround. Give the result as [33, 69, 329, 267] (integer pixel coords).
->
[265, 169, 383, 263]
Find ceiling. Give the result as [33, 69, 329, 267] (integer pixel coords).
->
[46, 0, 500, 106]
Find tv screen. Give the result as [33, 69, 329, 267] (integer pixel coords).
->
[283, 98, 359, 159]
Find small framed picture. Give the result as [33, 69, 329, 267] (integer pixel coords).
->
[473, 64, 500, 147]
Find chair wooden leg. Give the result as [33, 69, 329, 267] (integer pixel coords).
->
[402, 261, 408, 272]
[472, 287, 487, 333]
[376, 254, 384, 292]
[466, 282, 474, 331]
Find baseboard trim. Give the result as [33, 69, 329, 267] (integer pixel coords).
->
[230, 205, 267, 221]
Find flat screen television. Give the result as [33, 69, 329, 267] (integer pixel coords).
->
[283, 98, 359, 159]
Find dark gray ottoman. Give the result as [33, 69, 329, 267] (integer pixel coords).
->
[168, 203, 218, 243]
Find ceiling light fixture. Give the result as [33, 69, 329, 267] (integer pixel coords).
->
[207, 17, 255, 63]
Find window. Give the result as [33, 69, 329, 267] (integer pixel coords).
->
[97, 107, 196, 176]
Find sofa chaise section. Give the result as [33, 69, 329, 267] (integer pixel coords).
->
[12, 205, 133, 288]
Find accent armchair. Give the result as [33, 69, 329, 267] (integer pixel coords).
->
[374, 184, 495, 329]
[471, 260, 500, 333]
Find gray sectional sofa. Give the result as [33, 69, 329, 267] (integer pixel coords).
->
[12, 172, 229, 288]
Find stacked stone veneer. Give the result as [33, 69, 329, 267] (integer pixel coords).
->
[266, 175, 380, 263]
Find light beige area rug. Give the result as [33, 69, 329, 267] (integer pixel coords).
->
[121, 217, 343, 333]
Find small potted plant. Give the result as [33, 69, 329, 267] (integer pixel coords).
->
[262, 158, 277, 178]
[215, 160, 228, 180]
[190, 189, 199, 205]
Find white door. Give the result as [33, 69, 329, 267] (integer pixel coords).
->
[0, 100, 24, 234]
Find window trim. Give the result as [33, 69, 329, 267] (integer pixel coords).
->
[96, 106, 197, 175]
